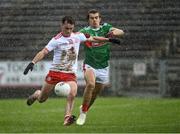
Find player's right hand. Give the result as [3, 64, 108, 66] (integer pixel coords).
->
[23, 62, 34, 75]
[109, 38, 121, 44]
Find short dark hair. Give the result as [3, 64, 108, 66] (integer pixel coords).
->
[87, 9, 101, 20]
[62, 16, 75, 25]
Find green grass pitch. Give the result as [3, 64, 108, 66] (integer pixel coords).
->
[0, 97, 180, 133]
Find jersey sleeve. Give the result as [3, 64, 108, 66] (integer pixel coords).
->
[103, 23, 113, 32]
[45, 38, 58, 52]
[79, 28, 86, 33]
[78, 32, 87, 42]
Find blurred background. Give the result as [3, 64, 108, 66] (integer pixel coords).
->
[0, 0, 180, 98]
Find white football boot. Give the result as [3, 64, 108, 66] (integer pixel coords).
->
[76, 105, 87, 125]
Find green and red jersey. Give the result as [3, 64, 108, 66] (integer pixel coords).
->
[80, 23, 113, 69]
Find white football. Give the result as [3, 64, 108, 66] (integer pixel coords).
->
[54, 82, 71, 96]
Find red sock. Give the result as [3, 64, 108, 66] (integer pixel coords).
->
[82, 104, 89, 112]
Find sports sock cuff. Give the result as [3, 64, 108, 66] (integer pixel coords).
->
[82, 104, 89, 112]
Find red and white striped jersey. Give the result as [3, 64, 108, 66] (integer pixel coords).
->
[45, 32, 86, 74]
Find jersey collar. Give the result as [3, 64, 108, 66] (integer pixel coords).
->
[61, 32, 71, 37]
[89, 25, 102, 31]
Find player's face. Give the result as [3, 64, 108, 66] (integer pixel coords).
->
[61, 22, 74, 37]
[88, 13, 101, 28]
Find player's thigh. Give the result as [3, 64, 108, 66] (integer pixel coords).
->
[40, 82, 55, 98]
[95, 66, 109, 84]
[66, 81, 77, 96]
[84, 68, 96, 85]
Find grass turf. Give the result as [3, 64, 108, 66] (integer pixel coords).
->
[0, 97, 180, 133]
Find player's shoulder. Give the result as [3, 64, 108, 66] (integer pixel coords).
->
[72, 32, 86, 38]
[102, 22, 112, 27]
[54, 32, 63, 40]
[73, 32, 84, 36]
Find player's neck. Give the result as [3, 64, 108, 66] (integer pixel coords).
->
[90, 26, 101, 31]
[61, 32, 71, 37]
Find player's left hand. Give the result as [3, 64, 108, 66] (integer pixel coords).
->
[109, 38, 121, 44]
[23, 62, 34, 75]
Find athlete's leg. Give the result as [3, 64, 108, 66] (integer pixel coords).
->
[27, 81, 55, 105]
[82, 68, 96, 112]
[37, 82, 55, 102]
[88, 67, 109, 109]
[64, 81, 77, 117]
[88, 82, 105, 109]
[76, 68, 95, 125]
[63, 81, 77, 126]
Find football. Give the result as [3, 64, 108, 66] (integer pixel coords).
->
[54, 82, 71, 96]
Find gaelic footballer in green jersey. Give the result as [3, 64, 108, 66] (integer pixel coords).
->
[76, 9, 124, 126]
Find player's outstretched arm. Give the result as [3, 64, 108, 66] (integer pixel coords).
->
[23, 48, 48, 75]
[107, 28, 124, 38]
[82, 33, 121, 44]
[90, 36, 121, 44]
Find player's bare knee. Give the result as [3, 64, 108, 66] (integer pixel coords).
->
[86, 82, 95, 90]
[70, 93, 76, 98]
[67, 93, 75, 101]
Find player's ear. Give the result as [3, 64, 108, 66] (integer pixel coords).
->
[99, 17, 101, 22]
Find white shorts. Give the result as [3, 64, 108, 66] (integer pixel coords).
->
[83, 64, 109, 84]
